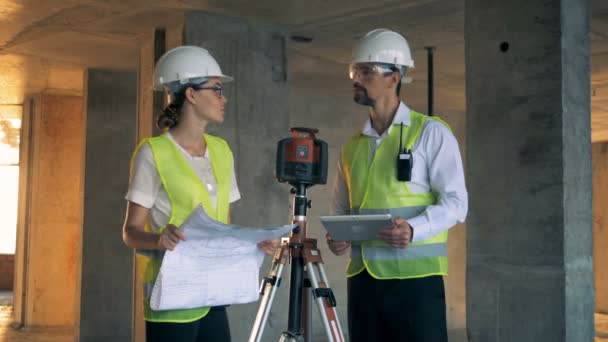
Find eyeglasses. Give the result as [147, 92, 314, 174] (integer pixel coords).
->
[349, 63, 398, 81]
[193, 84, 224, 98]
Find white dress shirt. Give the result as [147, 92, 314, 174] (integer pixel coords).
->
[331, 102, 468, 242]
[126, 132, 241, 233]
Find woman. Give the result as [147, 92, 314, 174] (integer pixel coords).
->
[122, 45, 274, 342]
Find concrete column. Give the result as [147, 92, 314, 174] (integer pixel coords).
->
[183, 11, 290, 342]
[78, 69, 137, 342]
[19, 94, 84, 329]
[465, 1, 593, 341]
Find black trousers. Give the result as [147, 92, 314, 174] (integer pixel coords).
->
[145, 306, 231, 342]
[347, 270, 447, 342]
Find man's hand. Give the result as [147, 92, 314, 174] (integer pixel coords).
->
[157, 224, 186, 251]
[326, 233, 351, 256]
[258, 239, 279, 256]
[376, 217, 413, 248]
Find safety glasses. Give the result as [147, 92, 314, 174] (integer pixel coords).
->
[193, 84, 224, 98]
[348, 63, 398, 81]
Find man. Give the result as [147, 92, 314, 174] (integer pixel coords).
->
[327, 28, 468, 342]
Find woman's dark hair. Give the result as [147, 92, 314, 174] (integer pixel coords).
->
[156, 89, 186, 130]
[156, 81, 206, 130]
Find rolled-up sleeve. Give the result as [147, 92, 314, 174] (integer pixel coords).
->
[407, 121, 468, 242]
[125, 144, 161, 209]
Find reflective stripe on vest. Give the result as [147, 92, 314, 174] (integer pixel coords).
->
[132, 133, 233, 323]
[342, 110, 451, 280]
[351, 243, 447, 260]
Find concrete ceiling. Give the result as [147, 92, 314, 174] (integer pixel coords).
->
[0, 0, 607, 140]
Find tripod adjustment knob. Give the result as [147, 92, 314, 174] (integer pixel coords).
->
[313, 288, 337, 307]
[259, 276, 278, 295]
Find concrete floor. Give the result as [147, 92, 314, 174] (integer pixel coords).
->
[0, 291, 73, 342]
[0, 307, 73, 341]
[597, 313, 608, 341]
[0, 290, 606, 341]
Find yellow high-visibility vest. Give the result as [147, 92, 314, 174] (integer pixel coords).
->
[341, 111, 450, 279]
[132, 133, 232, 322]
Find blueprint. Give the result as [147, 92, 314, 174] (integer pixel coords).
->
[150, 205, 295, 311]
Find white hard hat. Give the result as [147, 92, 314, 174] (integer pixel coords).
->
[351, 29, 414, 68]
[153, 45, 233, 92]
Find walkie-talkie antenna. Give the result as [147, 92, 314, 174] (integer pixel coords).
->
[399, 122, 404, 153]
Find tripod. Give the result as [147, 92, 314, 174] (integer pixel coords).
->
[249, 183, 345, 342]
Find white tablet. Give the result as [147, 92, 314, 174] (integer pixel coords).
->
[319, 214, 393, 241]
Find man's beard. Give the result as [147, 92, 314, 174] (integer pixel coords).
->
[353, 85, 375, 107]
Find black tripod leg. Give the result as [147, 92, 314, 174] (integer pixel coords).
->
[286, 253, 304, 335]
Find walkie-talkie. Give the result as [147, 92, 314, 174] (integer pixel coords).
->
[397, 122, 412, 182]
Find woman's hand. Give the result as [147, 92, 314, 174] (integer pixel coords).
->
[157, 224, 186, 251]
[258, 239, 279, 256]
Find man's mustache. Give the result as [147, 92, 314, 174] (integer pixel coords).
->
[352, 83, 374, 107]
[353, 84, 367, 92]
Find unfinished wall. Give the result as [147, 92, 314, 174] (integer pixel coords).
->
[594, 142, 608, 313]
[10, 55, 84, 329]
[466, 0, 593, 341]
[23, 94, 84, 328]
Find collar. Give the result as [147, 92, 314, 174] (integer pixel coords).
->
[165, 132, 210, 159]
[361, 102, 411, 138]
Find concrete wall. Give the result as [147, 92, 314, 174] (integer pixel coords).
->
[466, 0, 594, 341]
[23, 94, 84, 328]
[78, 69, 137, 342]
[594, 142, 608, 313]
[8, 55, 84, 327]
